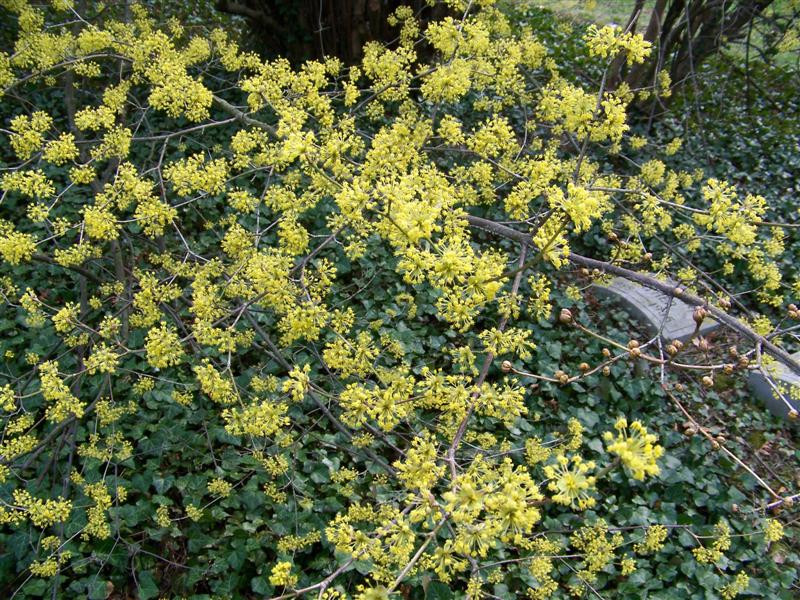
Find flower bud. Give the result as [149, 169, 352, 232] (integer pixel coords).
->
[501, 360, 513, 373]
[559, 308, 573, 324]
[602, 366, 610, 376]
[627, 339, 639, 349]
[666, 344, 678, 356]
[693, 307, 707, 325]
[602, 347, 611, 358]
[579, 362, 590, 372]
[789, 409, 799, 421]
[701, 376, 714, 388]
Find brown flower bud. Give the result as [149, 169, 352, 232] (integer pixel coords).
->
[697, 337, 710, 352]
[643, 252, 653, 262]
[579, 362, 590, 372]
[629, 347, 641, 358]
[501, 360, 513, 373]
[555, 370, 569, 385]
[602, 347, 611, 358]
[693, 307, 707, 325]
[723, 364, 734, 375]
[719, 297, 731, 310]
[608, 232, 619, 243]
[788, 409, 799, 421]
[729, 346, 739, 358]
[602, 366, 611, 376]
[702, 376, 714, 388]
[666, 344, 678, 356]
[559, 308, 573, 324]
[627, 339, 640, 349]
[673, 339, 684, 350]
[675, 383, 685, 392]
[738, 357, 750, 369]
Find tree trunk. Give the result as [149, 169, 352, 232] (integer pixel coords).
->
[608, 0, 775, 113]
[215, 0, 445, 64]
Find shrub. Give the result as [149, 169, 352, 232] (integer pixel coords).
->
[0, 1, 796, 598]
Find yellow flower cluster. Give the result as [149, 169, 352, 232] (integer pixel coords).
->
[634, 524, 668, 554]
[39, 361, 85, 422]
[0, 229, 37, 265]
[764, 518, 784, 543]
[165, 154, 229, 197]
[282, 364, 311, 402]
[81, 481, 113, 540]
[394, 433, 445, 492]
[544, 454, 597, 509]
[222, 400, 289, 438]
[9, 111, 52, 159]
[569, 520, 624, 593]
[692, 521, 731, 564]
[194, 360, 237, 404]
[604, 417, 663, 480]
[269, 561, 298, 588]
[145, 322, 184, 369]
[277, 530, 321, 553]
[12, 490, 72, 528]
[85, 343, 119, 375]
[207, 477, 232, 497]
[42, 132, 78, 165]
[719, 572, 750, 599]
[2, 169, 55, 198]
[584, 24, 652, 65]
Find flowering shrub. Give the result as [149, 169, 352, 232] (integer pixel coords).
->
[0, 1, 796, 598]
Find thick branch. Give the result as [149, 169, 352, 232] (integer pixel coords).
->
[465, 214, 800, 378]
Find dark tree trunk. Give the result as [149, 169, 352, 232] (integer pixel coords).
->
[608, 0, 775, 112]
[215, 0, 445, 64]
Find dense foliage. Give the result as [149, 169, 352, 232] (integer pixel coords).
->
[0, 1, 797, 598]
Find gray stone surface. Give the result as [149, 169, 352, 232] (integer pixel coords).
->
[747, 353, 800, 418]
[592, 276, 719, 343]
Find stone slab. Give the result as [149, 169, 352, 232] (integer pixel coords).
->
[747, 353, 800, 418]
[592, 276, 719, 343]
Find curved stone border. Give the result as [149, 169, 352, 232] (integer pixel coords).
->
[591, 276, 719, 343]
[747, 354, 800, 418]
